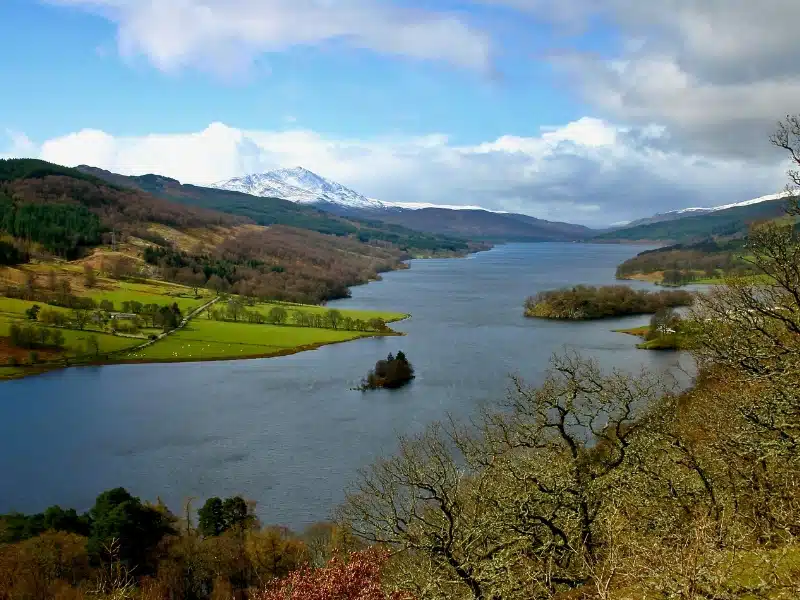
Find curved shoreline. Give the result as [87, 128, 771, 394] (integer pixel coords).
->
[0, 330, 408, 381]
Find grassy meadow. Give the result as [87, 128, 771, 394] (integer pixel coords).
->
[0, 260, 407, 380]
[123, 319, 376, 362]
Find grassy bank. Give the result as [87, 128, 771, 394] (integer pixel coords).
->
[121, 319, 401, 362]
[0, 263, 407, 381]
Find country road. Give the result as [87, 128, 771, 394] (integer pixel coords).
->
[127, 295, 221, 353]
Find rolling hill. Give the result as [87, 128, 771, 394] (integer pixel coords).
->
[594, 194, 793, 243]
[361, 207, 594, 242]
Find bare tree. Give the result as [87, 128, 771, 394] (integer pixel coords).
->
[342, 353, 668, 600]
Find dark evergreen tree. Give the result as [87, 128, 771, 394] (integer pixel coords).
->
[87, 487, 175, 570]
[198, 497, 225, 537]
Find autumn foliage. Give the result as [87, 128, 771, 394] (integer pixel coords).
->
[256, 548, 410, 600]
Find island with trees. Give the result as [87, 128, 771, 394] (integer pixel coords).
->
[357, 351, 415, 390]
[524, 284, 694, 320]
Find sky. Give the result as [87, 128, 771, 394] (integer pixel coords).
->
[2, 0, 799, 226]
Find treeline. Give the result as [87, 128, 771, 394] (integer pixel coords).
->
[0, 488, 370, 599]
[616, 237, 762, 284]
[3, 274, 186, 336]
[8, 322, 66, 350]
[208, 298, 390, 332]
[0, 194, 102, 258]
[0, 158, 113, 185]
[524, 284, 694, 319]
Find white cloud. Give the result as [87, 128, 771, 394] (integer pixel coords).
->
[5, 119, 789, 227]
[480, 0, 800, 159]
[47, 0, 492, 75]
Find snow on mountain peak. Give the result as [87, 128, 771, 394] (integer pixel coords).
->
[210, 167, 387, 210]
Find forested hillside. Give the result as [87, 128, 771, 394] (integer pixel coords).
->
[0, 159, 414, 303]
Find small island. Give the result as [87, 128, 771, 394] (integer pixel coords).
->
[358, 351, 415, 391]
[524, 284, 694, 320]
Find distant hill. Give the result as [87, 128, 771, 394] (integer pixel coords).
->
[593, 195, 792, 243]
[358, 207, 594, 242]
[76, 166, 484, 256]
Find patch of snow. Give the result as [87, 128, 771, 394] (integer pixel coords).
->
[675, 207, 713, 214]
[211, 166, 387, 210]
[384, 201, 508, 213]
[710, 191, 793, 212]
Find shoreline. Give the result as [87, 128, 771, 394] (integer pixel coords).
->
[0, 239, 481, 384]
[0, 329, 408, 381]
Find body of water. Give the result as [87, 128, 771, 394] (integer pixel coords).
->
[0, 243, 694, 530]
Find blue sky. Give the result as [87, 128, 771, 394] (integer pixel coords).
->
[1, 0, 798, 225]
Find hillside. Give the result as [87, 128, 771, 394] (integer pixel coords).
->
[76, 166, 485, 256]
[594, 196, 789, 243]
[354, 206, 594, 242]
[0, 159, 415, 304]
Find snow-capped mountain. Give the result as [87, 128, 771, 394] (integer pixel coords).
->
[211, 167, 388, 211]
[211, 166, 511, 213]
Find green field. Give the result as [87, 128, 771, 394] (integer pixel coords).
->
[1, 273, 407, 379]
[85, 279, 212, 313]
[0, 296, 69, 318]
[123, 319, 373, 361]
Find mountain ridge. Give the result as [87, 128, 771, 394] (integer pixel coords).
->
[75, 165, 486, 256]
[210, 166, 593, 241]
[614, 191, 792, 231]
[596, 191, 797, 243]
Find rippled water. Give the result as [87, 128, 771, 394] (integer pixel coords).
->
[0, 243, 694, 530]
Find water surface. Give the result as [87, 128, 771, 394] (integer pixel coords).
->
[0, 243, 694, 529]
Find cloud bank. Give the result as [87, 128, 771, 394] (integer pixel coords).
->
[3, 118, 787, 227]
[492, 0, 800, 159]
[47, 0, 492, 75]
